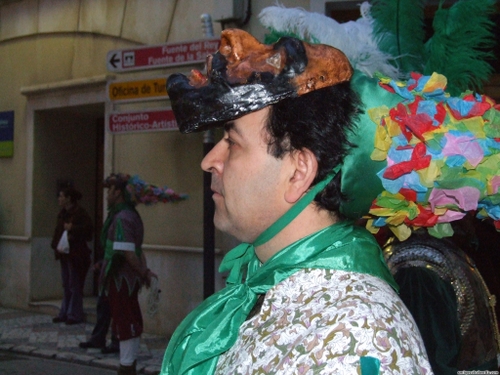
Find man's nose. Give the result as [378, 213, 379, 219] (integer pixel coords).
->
[201, 139, 226, 173]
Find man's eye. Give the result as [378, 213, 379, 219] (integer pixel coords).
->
[224, 137, 235, 147]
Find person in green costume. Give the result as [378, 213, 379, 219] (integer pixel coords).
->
[162, 29, 433, 374]
[101, 173, 156, 375]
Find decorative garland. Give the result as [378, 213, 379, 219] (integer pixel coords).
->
[104, 173, 188, 205]
[125, 175, 188, 205]
[366, 72, 500, 240]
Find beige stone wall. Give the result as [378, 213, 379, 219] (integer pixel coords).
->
[0, 0, 313, 235]
[0, 0, 172, 44]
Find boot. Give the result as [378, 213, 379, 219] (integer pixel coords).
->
[117, 360, 136, 375]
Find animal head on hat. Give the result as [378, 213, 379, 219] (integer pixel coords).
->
[166, 29, 353, 133]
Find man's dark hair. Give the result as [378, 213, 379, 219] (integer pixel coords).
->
[266, 82, 360, 214]
[103, 173, 130, 193]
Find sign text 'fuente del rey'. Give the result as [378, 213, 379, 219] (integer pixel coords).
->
[107, 38, 220, 72]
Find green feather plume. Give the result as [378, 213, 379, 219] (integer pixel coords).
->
[370, 0, 426, 74]
[263, 29, 286, 45]
[424, 0, 496, 96]
[263, 29, 319, 45]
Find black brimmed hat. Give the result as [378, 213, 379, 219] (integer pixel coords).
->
[166, 28, 353, 134]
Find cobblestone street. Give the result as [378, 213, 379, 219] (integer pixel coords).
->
[0, 307, 168, 374]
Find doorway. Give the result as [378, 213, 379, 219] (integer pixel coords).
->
[30, 103, 105, 300]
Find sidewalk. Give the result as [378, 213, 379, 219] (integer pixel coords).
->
[0, 306, 169, 374]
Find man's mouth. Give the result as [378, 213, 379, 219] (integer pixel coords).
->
[210, 184, 223, 198]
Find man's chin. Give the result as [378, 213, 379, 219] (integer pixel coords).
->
[213, 212, 225, 232]
[213, 212, 237, 237]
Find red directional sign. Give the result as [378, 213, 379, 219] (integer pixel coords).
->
[107, 38, 220, 72]
[108, 108, 178, 133]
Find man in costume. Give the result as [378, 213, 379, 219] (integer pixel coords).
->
[161, 29, 432, 374]
[257, 3, 500, 373]
[101, 173, 156, 375]
[81, 173, 185, 373]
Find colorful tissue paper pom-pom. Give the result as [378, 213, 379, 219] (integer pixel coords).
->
[367, 73, 500, 240]
[126, 175, 188, 205]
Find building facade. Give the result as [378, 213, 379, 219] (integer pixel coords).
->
[0, 0, 317, 337]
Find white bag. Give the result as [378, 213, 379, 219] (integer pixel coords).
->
[56, 230, 70, 254]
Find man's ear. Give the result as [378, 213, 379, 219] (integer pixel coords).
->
[285, 148, 318, 204]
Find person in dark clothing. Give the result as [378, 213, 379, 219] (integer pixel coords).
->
[79, 260, 119, 354]
[51, 187, 93, 325]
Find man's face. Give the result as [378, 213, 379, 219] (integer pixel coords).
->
[106, 185, 121, 208]
[201, 108, 292, 243]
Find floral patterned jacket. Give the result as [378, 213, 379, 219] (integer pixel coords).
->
[215, 268, 433, 375]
